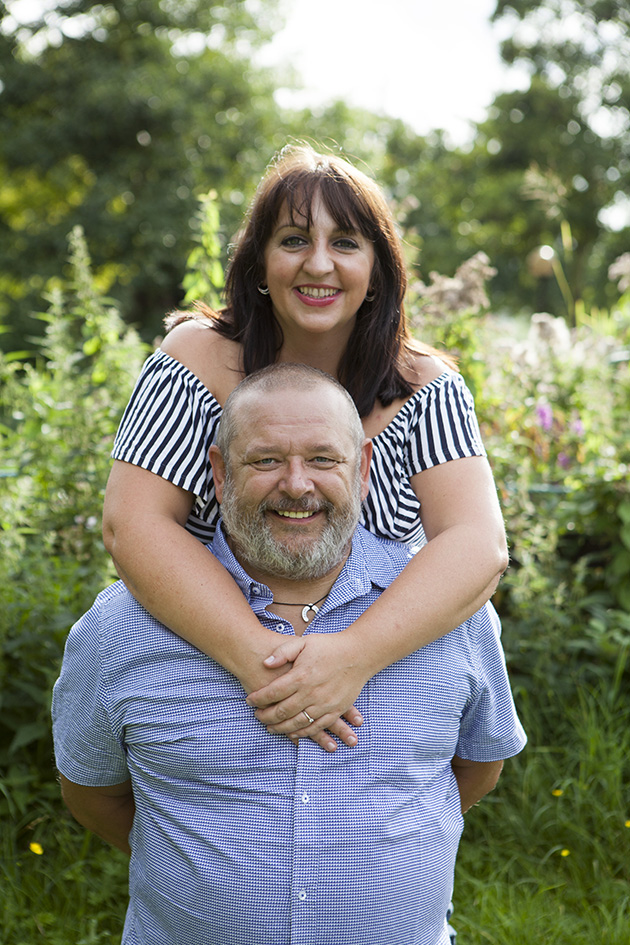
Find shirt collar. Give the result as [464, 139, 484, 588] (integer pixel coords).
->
[209, 521, 412, 615]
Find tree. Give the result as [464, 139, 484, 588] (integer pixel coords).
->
[490, 0, 630, 311]
[0, 0, 283, 346]
[461, 79, 621, 317]
[493, 0, 630, 113]
[368, 1, 630, 319]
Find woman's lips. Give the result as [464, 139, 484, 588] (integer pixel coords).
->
[294, 286, 341, 306]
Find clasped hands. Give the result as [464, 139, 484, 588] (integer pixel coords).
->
[243, 632, 367, 754]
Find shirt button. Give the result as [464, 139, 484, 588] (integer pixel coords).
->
[298, 890, 307, 901]
[275, 623, 284, 632]
[251, 586, 260, 595]
[301, 792, 309, 804]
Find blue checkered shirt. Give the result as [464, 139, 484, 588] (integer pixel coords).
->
[52, 525, 526, 945]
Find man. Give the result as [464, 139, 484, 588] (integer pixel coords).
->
[53, 362, 526, 945]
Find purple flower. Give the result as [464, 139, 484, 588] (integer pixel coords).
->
[558, 452, 571, 468]
[571, 418, 585, 436]
[536, 403, 553, 431]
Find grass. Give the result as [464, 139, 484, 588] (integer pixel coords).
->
[453, 679, 630, 944]
[1, 678, 628, 943]
[1, 789, 127, 944]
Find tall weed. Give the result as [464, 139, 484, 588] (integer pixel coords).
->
[0, 227, 148, 811]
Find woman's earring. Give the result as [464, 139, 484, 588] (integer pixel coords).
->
[257, 283, 270, 296]
[364, 289, 375, 302]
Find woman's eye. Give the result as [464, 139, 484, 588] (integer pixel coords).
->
[281, 235, 307, 247]
[335, 238, 359, 250]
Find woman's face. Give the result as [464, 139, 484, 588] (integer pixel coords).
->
[263, 194, 375, 345]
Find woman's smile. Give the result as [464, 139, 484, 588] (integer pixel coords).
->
[263, 194, 374, 338]
[294, 285, 342, 305]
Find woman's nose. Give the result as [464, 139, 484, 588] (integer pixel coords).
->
[303, 239, 334, 276]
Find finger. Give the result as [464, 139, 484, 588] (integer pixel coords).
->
[264, 709, 350, 744]
[246, 669, 312, 709]
[326, 717, 359, 747]
[341, 705, 363, 727]
[281, 718, 359, 752]
[307, 729, 338, 753]
[246, 681, 299, 711]
[282, 727, 339, 754]
[253, 695, 317, 726]
[263, 637, 306, 669]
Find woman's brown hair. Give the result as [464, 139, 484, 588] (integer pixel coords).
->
[175, 144, 442, 416]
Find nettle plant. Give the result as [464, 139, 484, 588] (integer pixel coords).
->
[0, 227, 148, 786]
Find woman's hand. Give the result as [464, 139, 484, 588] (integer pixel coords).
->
[246, 633, 369, 753]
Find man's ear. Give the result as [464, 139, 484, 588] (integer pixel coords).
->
[209, 445, 226, 504]
[359, 439, 373, 502]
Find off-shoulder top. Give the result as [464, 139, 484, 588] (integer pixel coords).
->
[112, 349, 486, 547]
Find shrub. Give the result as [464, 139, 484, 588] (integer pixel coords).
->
[409, 253, 630, 699]
[0, 227, 148, 813]
[476, 303, 630, 695]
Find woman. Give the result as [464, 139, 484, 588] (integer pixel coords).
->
[104, 143, 508, 754]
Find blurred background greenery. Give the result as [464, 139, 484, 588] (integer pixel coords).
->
[1, 1, 629, 942]
[1, 0, 629, 350]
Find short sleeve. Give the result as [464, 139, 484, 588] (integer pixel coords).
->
[455, 604, 527, 763]
[112, 349, 222, 501]
[52, 591, 130, 786]
[403, 372, 486, 476]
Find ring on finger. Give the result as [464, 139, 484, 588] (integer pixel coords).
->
[302, 709, 315, 725]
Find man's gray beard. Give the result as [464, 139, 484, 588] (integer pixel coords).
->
[220, 474, 362, 581]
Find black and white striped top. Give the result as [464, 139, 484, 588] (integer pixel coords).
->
[112, 350, 486, 547]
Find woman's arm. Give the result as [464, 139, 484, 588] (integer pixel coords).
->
[247, 454, 509, 734]
[103, 461, 360, 752]
[104, 461, 279, 686]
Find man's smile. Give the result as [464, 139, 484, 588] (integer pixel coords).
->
[274, 509, 318, 520]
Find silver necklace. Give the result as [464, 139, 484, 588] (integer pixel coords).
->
[272, 593, 328, 623]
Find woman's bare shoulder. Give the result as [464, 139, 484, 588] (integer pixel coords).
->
[362, 352, 455, 438]
[404, 350, 454, 391]
[160, 319, 244, 404]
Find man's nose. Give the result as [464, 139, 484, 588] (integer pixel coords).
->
[279, 459, 315, 497]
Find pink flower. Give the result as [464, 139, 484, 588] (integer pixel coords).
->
[536, 403, 553, 431]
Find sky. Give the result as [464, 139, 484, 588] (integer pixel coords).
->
[257, 0, 531, 144]
[5, 0, 530, 145]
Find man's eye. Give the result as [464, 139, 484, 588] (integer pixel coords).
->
[311, 456, 336, 466]
[252, 457, 278, 467]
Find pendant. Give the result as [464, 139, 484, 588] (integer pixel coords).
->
[301, 603, 320, 623]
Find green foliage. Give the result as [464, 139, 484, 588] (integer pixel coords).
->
[2, 801, 129, 943]
[181, 189, 225, 310]
[475, 298, 630, 695]
[407, 251, 498, 394]
[455, 673, 630, 943]
[490, 0, 630, 312]
[0, 0, 284, 345]
[3, 0, 628, 355]
[1, 208, 629, 936]
[0, 226, 148, 803]
[399, 77, 622, 318]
